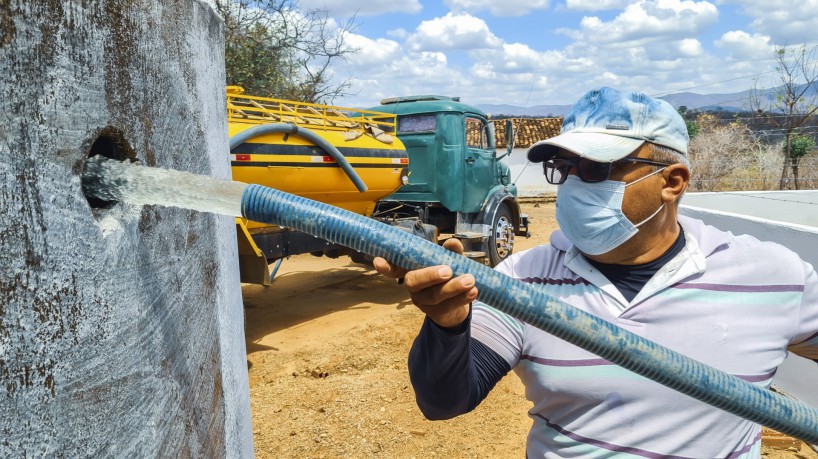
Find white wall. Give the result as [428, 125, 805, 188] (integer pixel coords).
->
[501, 148, 558, 196]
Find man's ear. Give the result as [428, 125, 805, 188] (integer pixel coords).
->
[662, 164, 690, 204]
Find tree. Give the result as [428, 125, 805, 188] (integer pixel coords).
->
[677, 106, 700, 139]
[213, 0, 358, 103]
[685, 119, 700, 139]
[749, 44, 818, 190]
[790, 134, 817, 184]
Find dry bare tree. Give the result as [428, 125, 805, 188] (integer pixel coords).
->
[213, 0, 358, 103]
[688, 114, 778, 191]
[749, 44, 818, 190]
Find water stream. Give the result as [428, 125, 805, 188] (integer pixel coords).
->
[81, 156, 247, 217]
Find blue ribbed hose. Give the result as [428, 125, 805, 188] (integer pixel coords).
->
[241, 184, 818, 443]
[229, 123, 368, 192]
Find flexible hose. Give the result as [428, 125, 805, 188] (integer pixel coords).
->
[229, 123, 368, 192]
[241, 183, 818, 444]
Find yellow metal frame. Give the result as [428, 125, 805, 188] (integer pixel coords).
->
[226, 86, 397, 134]
[235, 218, 271, 285]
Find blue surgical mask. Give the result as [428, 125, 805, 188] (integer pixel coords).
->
[555, 168, 666, 255]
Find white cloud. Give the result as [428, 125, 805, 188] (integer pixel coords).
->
[718, 0, 818, 45]
[298, 0, 422, 17]
[387, 28, 408, 40]
[324, 0, 791, 110]
[471, 43, 595, 76]
[520, 36, 745, 102]
[645, 38, 704, 59]
[565, 0, 630, 11]
[677, 38, 705, 57]
[461, 43, 608, 105]
[560, 0, 718, 45]
[444, 0, 550, 17]
[336, 31, 729, 109]
[408, 13, 504, 51]
[344, 34, 404, 68]
[715, 30, 772, 60]
[334, 32, 466, 106]
[501, 43, 550, 72]
[473, 43, 544, 73]
[344, 50, 464, 106]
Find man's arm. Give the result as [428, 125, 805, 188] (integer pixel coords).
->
[408, 309, 511, 420]
[372, 239, 517, 419]
[373, 239, 476, 329]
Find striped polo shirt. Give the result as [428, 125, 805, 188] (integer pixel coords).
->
[470, 215, 818, 458]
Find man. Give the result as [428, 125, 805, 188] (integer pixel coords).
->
[374, 87, 818, 457]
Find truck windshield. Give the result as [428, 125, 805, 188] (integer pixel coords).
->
[398, 114, 437, 134]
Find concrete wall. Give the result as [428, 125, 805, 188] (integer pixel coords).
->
[682, 190, 818, 228]
[0, 1, 252, 456]
[502, 148, 558, 196]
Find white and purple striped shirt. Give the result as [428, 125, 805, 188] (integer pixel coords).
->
[413, 216, 818, 458]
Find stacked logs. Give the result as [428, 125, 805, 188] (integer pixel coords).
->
[494, 117, 563, 149]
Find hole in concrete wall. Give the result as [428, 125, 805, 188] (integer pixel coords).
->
[82, 126, 136, 209]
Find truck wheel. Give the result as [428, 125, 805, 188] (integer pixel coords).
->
[350, 250, 373, 266]
[489, 203, 515, 266]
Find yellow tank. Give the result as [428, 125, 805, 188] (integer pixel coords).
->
[226, 87, 408, 284]
[227, 86, 408, 229]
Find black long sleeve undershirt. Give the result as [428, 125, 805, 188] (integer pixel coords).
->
[407, 307, 511, 420]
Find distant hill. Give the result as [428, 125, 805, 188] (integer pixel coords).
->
[479, 84, 818, 117]
[657, 90, 751, 112]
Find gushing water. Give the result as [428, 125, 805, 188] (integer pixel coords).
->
[81, 156, 247, 216]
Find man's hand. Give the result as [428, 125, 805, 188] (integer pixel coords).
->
[373, 238, 477, 328]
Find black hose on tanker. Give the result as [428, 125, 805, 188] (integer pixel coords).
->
[229, 123, 368, 192]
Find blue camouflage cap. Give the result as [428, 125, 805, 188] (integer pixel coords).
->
[527, 87, 689, 163]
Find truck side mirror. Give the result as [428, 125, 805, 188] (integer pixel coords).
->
[505, 119, 515, 154]
[496, 119, 515, 161]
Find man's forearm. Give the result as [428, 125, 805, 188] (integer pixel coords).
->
[408, 312, 510, 420]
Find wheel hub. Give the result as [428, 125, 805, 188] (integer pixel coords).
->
[494, 216, 514, 258]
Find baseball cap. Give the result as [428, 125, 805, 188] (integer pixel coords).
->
[527, 87, 689, 163]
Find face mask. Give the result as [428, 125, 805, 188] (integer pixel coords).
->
[555, 167, 666, 255]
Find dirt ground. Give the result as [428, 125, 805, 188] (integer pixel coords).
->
[241, 199, 817, 458]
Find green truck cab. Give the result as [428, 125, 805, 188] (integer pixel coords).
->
[367, 95, 529, 266]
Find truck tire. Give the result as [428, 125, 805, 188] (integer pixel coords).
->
[489, 203, 515, 266]
[349, 250, 374, 266]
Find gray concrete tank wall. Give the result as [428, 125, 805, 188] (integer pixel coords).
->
[0, 1, 252, 456]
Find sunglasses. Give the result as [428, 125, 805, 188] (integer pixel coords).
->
[543, 156, 674, 185]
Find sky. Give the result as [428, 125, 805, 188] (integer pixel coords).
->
[294, 0, 818, 109]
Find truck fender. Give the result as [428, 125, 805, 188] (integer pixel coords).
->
[479, 188, 522, 229]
